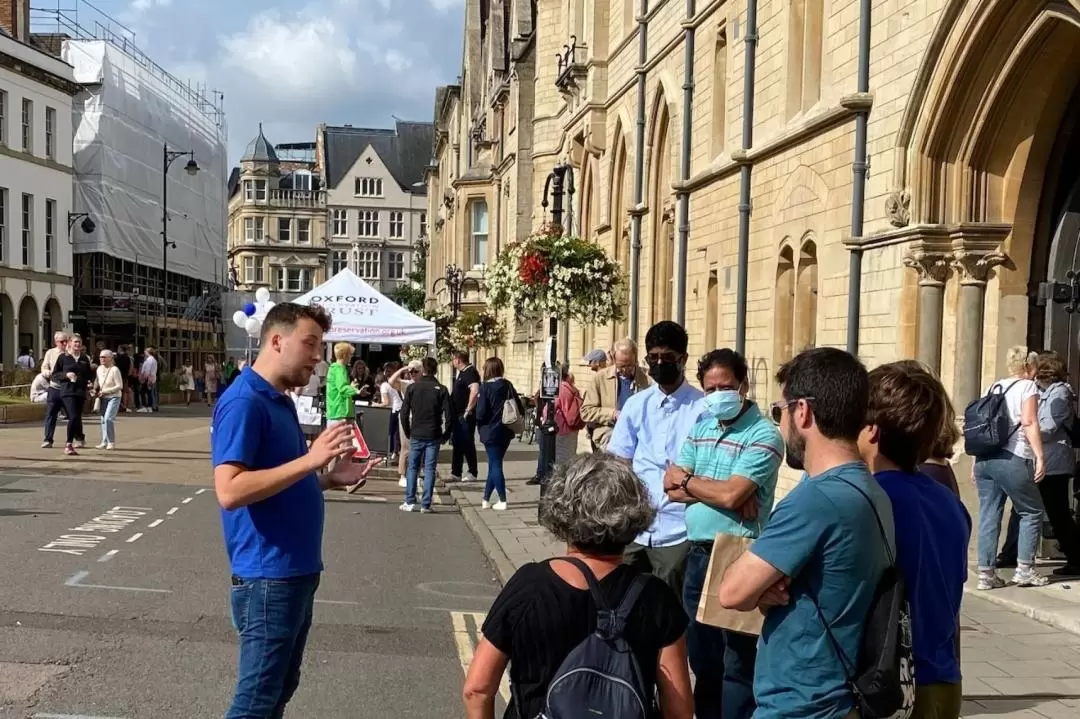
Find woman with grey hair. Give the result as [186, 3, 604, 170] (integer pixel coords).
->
[462, 453, 692, 719]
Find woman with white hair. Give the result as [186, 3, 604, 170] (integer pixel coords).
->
[94, 349, 124, 449]
[974, 345, 1049, 589]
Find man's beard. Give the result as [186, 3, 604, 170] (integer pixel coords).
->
[784, 425, 806, 471]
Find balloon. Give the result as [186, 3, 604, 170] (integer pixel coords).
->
[263, 301, 275, 310]
[242, 302, 257, 317]
[255, 287, 271, 303]
[244, 317, 261, 336]
[232, 311, 248, 329]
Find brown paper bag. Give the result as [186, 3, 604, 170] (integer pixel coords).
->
[696, 532, 765, 635]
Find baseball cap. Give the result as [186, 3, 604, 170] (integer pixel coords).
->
[581, 349, 607, 365]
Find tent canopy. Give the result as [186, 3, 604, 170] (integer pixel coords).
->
[291, 269, 435, 345]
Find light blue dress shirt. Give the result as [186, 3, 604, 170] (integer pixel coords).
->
[608, 380, 705, 547]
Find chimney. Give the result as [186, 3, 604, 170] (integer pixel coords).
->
[0, 0, 30, 42]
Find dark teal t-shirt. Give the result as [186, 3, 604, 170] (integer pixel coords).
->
[749, 462, 895, 719]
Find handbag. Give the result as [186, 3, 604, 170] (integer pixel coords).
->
[501, 383, 525, 434]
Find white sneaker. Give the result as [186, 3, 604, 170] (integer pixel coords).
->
[463, 472, 477, 482]
[977, 571, 1006, 591]
[492, 501, 508, 511]
[74, 440, 85, 449]
[95, 442, 107, 449]
[106, 443, 115, 450]
[398, 476, 407, 488]
[481, 499, 491, 509]
[1012, 567, 1050, 587]
[399, 502, 415, 512]
[41, 441, 52, 448]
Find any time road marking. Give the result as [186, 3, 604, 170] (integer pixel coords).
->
[148, 519, 163, 528]
[126, 533, 143, 543]
[166, 507, 178, 515]
[195, 488, 209, 495]
[181, 497, 193, 504]
[97, 550, 119, 563]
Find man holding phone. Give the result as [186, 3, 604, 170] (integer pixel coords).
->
[212, 303, 380, 718]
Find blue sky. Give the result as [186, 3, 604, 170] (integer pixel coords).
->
[55, 0, 465, 165]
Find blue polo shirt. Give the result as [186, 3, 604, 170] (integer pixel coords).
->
[211, 367, 324, 579]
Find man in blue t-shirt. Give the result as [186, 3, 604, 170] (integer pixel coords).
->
[859, 361, 971, 719]
[212, 303, 381, 718]
[718, 347, 894, 719]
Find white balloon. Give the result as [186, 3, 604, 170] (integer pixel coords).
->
[264, 301, 276, 310]
[233, 310, 248, 329]
[255, 287, 270, 303]
[244, 317, 261, 336]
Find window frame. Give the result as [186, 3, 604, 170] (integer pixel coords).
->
[296, 218, 311, 244]
[354, 177, 383, 197]
[389, 210, 404, 239]
[277, 217, 291, 243]
[358, 209, 379, 238]
[357, 250, 381, 279]
[470, 199, 489, 266]
[388, 251, 405, 279]
[20, 98, 32, 153]
[331, 249, 349, 275]
[45, 198, 55, 270]
[332, 208, 348, 237]
[45, 107, 56, 159]
[20, 192, 32, 267]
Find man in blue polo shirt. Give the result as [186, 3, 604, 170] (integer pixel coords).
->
[664, 348, 783, 719]
[212, 302, 381, 718]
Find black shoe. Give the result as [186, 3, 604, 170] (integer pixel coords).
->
[526, 476, 542, 486]
[996, 556, 1018, 569]
[1053, 564, 1080, 576]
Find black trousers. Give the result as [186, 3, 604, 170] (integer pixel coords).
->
[45, 394, 85, 444]
[450, 415, 478, 477]
[999, 474, 1080, 565]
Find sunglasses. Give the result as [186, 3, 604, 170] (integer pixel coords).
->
[769, 396, 815, 424]
[645, 351, 681, 366]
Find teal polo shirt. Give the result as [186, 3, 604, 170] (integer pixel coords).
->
[676, 403, 784, 541]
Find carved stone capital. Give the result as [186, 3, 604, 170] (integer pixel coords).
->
[902, 249, 949, 287]
[885, 189, 911, 228]
[951, 249, 1007, 286]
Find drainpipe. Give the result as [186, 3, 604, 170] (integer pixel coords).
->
[845, 0, 872, 355]
[629, 0, 649, 342]
[674, 0, 696, 326]
[734, 0, 758, 354]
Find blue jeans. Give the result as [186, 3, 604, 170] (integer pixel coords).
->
[483, 437, 511, 503]
[226, 573, 320, 719]
[100, 396, 120, 444]
[683, 542, 757, 719]
[975, 450, 1046, 569]
[406, 438, 440, 508]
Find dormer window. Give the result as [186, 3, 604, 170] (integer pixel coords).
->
[292, 171, 313, 192]
[355, 177, 383, 197]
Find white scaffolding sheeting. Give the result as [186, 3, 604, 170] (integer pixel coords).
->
[64, 39, 227, 284]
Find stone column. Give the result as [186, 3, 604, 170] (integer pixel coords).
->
[951, 249, 1006, 409]
[902, 249, 950, 372]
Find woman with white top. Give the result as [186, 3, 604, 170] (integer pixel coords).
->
[974, 346, 1049, 589]
[381, 361, 404, 463]
[387, 360, 422, 487]
[94, 349, 124, 450]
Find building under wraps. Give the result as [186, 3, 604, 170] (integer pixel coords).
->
[33, 5, 227, 370]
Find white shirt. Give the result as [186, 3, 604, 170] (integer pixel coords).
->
[96, 365, 124, 397]
[30, 374, 49, 403]
[986, 378, 1039, 459]
[140, 355, 158, 383]
[16, 354, 33, 370]
[381, 381, 404, 413]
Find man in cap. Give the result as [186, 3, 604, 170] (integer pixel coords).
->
[581, 349, 609, 373]
[581, 338, 650, 452]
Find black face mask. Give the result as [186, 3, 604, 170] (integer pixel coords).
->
[648, 361, 683, 387]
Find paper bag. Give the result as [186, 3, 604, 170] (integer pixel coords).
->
[696, 533, 765, 636]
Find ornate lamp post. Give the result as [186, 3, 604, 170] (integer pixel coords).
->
[431, 263, 480, 317]
[161, 143, 199, 350]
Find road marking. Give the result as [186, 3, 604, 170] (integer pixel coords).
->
[64, 570, 170, 594]
[166, 507, 179, 515]
[181, 497, 193, 504]
[314, 599, 363, 606]
[451, 611, 509, 703]
[148, 519, 163, 528]
[195, 488, 209, 495]
[126, 533, 143, 543]
[32, 713, 130, 719]
[97, 550, 119, 563]
[38, 507, 152, 556]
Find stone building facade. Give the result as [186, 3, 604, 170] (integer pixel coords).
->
[429, 0, 1080, 486]
[226, 126, 329, 297]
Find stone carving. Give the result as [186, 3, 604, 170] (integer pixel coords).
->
[885, 189, 911, 228]
[902, 249, 949, 286]
[951, 249, 1007, 285]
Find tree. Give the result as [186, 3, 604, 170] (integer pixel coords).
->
[391, 236, 429, 314]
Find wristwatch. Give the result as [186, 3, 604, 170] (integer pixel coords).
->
[679, 472, 693, 494]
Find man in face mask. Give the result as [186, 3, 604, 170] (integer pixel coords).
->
[662, 348, 784, 718]
[607, 321, 704, 597]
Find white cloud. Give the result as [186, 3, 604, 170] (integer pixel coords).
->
[129, 0, 172, 12]
[427, 0, 464, 10]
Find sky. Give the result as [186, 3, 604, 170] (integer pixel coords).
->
[49, 0, 466, 166]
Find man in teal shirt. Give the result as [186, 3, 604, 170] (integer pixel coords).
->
[664, 348, 783, 719]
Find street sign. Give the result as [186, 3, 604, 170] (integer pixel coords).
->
[350, 424, 371, 460]
[540, 366, 559, 399]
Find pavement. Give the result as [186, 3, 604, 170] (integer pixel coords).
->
[449, 439, 1080, 718]
[0, 406, 507, 718]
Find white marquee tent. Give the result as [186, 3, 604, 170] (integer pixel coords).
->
[291, 269, 436, 345]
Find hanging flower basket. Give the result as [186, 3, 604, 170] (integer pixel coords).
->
[412, 308, 454, 363]
[485, 224, 627, 323]
[451, 309, 506, 349]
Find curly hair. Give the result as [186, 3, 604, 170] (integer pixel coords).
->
[538, 454, 656, 555]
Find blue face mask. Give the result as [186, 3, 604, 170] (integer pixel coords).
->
[704, 389, 743, 421]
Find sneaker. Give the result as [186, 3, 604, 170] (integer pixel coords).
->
[481, 499, 491, 510]
[74, 440, 85, 449]
[64, 444, 78, 456]
[346, 478, 367, 494]
[41, 440, 52, 448]
[977, 571, 1006, 591]
[398, 476, 407, 488]
[449, 474, 462, 483]
[463, 472, 477, 482]
[1012, 567, 1050, 587]
[399, 502, 415, 512]
[95, 442, 107, 450]
[106, 443, 115, 451]
[420, 507, 433, 514]
[492, 501, 508, 511]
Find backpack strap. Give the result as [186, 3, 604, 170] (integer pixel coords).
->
[608, 574, 649, 638]
[555, 557, 610, 611]
[553, 557, 648, 640]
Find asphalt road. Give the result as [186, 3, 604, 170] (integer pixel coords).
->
[0, 466, 504, 718]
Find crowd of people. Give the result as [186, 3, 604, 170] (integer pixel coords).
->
[207, 300, 1080, 719]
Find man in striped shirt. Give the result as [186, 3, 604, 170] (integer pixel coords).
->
[663, 348, 784, 719]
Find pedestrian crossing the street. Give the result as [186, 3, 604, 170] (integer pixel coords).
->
[450, 611, 511, 710]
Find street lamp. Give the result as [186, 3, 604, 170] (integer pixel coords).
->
[162, 143, 199, 348]
[431, 263, 480, 316]
[67, 212, 96, 240]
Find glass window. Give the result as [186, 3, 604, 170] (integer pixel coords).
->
[470, 199, 489, 266]
[420, 212, 427, 238]
[388, 252, 405, 279]
[389, 211, 404, 238]
[358, 250, 380, 279]
[292, 171, 312, 192]
[358, 210, 379, 238]
[0, 187, 6, 265]
[243, 256, 265, 284]
[297, 218, 311, 244]
[21, 99, 31, 153]
[277, 267, 309, 292]
[331, 249, 349, 274]
[244, 181, 254, 201]
[277, 217, 291, 243]
[45, 198, 55, 270]
[45, 107, 55, 159]
[20, 193, 32, 266]
[332, 209, 348, 236]
[255, 180, 267, 200]
[0, 90, 6, 145]
[354, 177, 383, 197]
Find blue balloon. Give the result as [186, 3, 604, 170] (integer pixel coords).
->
[242, 302, 256, 317]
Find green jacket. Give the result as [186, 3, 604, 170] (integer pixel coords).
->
[326, 362, 358, 420]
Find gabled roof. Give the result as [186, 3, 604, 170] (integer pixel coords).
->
[322, 120, 434, 195]
[241, 123, 279, 163]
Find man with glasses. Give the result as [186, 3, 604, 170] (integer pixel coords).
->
[582, 338, 651, 452]
[40, 331, 69, 447]
[717, 347, 895, 719]
[608, 321, 704, 596]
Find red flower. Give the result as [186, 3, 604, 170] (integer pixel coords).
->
[519, 252, 549, 285]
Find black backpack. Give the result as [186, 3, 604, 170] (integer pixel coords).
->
[528, 557, 654, 719]
[963, 381, 1020, 457]
[809, 479, 915, 719]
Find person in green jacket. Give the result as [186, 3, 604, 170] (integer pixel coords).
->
[326, 342, 359, 427]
